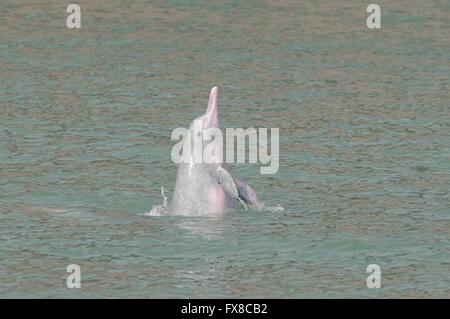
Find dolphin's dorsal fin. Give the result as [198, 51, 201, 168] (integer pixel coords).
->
[215, 167, 238, 199]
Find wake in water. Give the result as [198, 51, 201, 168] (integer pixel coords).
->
[144, 187, 284, 216]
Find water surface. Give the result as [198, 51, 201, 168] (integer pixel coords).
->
[0, 0, 449, 298]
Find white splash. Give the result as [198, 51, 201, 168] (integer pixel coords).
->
[144, 186, 169, 216]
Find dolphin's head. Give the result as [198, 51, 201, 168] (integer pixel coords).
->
[189, 86, 220, 131]
[184, 86, 223, 165]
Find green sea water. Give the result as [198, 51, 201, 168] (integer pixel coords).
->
[0, 0, 449, 298]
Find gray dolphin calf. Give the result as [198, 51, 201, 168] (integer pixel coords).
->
[169, 87, 259, 216]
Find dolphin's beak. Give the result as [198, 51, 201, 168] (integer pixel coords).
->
[204, 86, 219, 129]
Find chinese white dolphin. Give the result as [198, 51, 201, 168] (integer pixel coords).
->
[169, 87, 259, 216]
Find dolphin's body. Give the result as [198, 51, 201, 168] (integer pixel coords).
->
[169, 87, 258, 216]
